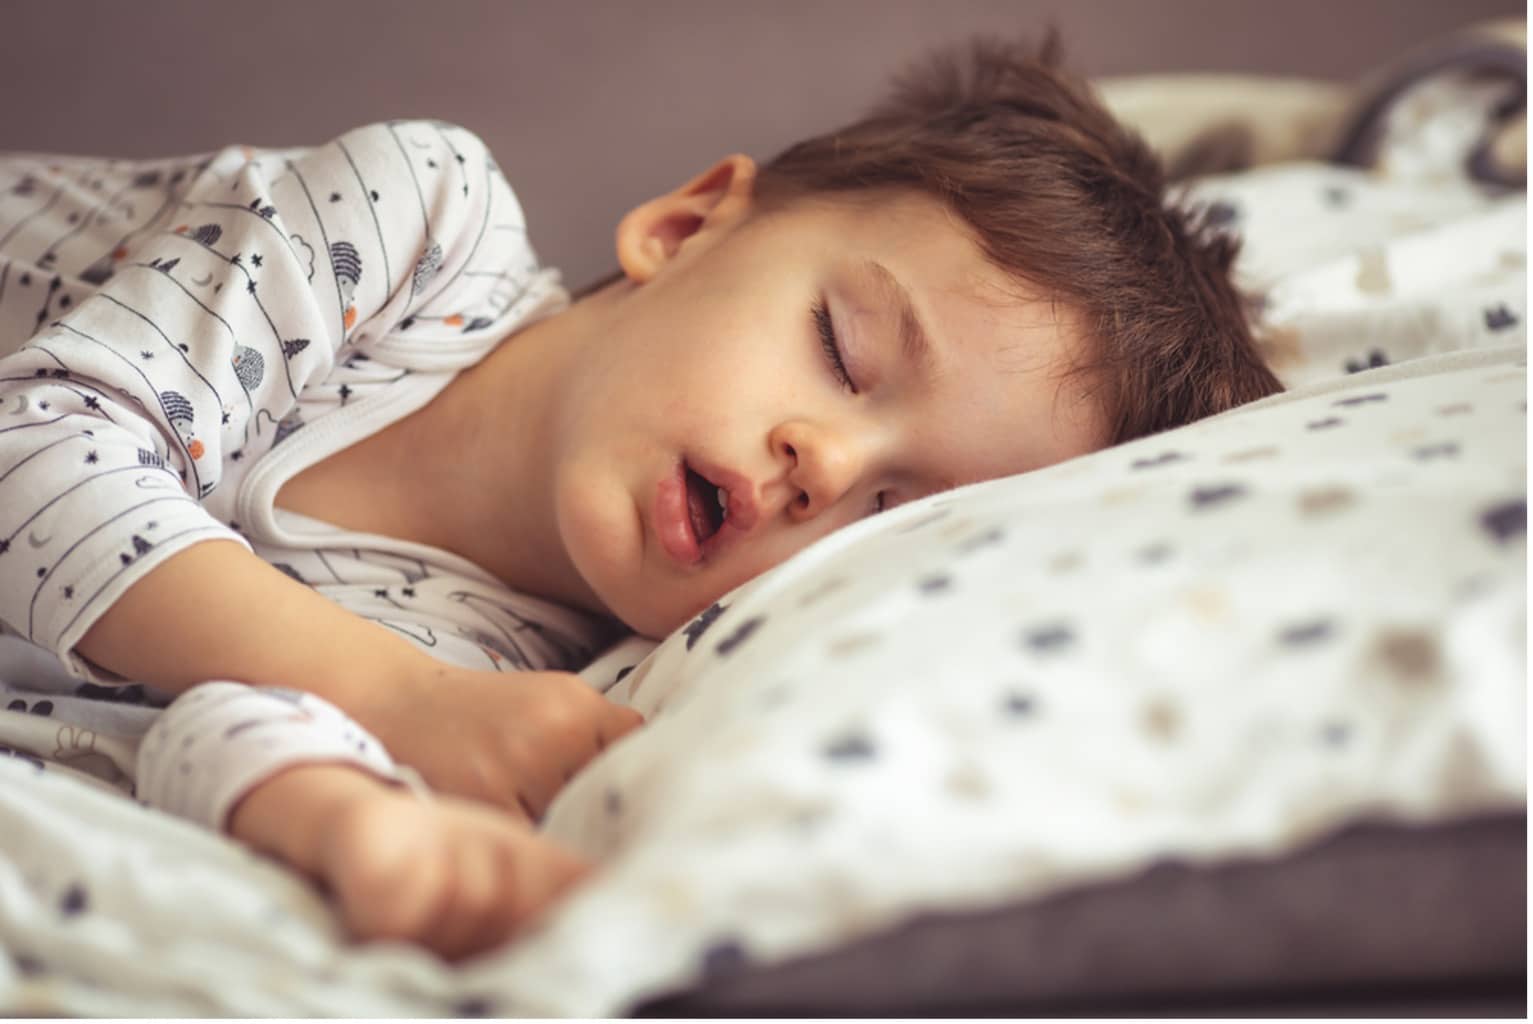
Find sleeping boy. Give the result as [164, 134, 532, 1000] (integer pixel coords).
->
[0, 33, 1279, 960]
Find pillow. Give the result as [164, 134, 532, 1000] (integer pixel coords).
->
[1177, 167, 1523, 388]
[1096, 73, 1352, 179]
[1107, 18, 1526, 391]
[503, 337, 1527, 1015]
[477, 126, 1529, 1015]
[638, 811, 1526, 1016]
[1095, 17, 1525, 188]
[1, 333, 1518, 1017]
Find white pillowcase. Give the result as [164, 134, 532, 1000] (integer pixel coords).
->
[507, 167, 1528, 1016]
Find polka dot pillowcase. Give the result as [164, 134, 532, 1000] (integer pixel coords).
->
[494, 166, 1526, 1015]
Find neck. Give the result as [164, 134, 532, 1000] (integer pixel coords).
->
[401, 286, 617, 616]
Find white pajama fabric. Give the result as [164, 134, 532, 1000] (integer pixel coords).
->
[0, 122, 617, 825]
[134, 682, 427, 831]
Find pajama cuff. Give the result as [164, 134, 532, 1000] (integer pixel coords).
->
[135, 681, 427, 833]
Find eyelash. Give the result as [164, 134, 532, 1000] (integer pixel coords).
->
[810, 297, 887, 515]
[811, 298, 855, 393]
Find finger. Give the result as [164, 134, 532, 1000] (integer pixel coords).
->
[412, 847, 465, 960]
[506, 836, 595, 934]
[438, 817, 581, 959]
[427, 831, 506, 962]
[543, 705, 645, 790]
[464, 744, 527, 816]
[599, 703, 647, 744]
[346, 835, 445, 944]
[468, 741, 552, 820]
[481, 817, 555, 949]
[508, 760, 565, 820]
[482, 787, 533, 820]
[557, 701, 643, 771]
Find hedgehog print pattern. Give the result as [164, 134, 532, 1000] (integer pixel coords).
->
[160, 390, 192, 425]
[329, 241, 362, 330]
[231, 346, 264, 392]
[411, 241, 443, 297]
[159, 390, 205, 460]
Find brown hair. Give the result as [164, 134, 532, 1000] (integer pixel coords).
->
[750, 31, 1282, 444]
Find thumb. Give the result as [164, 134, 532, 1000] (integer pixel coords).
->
[510, 842, 595, 931]
[602, 702, 646, 741]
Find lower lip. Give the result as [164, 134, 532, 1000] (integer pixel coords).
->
[655, 462, 703, 566]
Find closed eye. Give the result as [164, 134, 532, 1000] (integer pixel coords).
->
[812, 298, 855, 393]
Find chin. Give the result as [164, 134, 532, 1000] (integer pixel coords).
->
[608, 595, 698, 642]
[554, 472, 731, 643]
[601, 574, 731, 640]
[560, 534, 691, 642]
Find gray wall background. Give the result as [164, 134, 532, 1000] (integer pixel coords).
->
[1, 0, 1520, 291]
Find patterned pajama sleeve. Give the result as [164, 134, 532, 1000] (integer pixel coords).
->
[135, 681, 428, 832]
[0, 121, 552, 827]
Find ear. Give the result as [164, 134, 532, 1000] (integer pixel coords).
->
[615, 154, 757, 284]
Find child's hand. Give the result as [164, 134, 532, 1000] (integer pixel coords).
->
[350, 668, 645, 819]
[230, 763, 593, 961]
[319, 784, 590, 961]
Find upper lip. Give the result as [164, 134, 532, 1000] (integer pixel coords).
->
[687, 455, 760, 559]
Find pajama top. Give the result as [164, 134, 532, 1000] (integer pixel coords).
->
[0, 121, 624, 828]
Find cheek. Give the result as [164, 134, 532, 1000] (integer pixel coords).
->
[629, 511, 854, 639]
[732, 516, 845, 585]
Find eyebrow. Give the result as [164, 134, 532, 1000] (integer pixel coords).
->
[862, 259, 940, 380]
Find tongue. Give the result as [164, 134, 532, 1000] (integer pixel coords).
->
[686, 474, 718, 542]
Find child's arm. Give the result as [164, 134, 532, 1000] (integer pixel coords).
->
[128, 636, 641, 833]
[75, 538, 431, 702]
[83, 539, 644, 817]
[136, 682, 599, 959]
[1, 122, 642, 814]
[228, 761, 591, 961]
[0, 121, 546, 692]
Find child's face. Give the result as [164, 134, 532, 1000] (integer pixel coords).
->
[547, 158, 1105, 638]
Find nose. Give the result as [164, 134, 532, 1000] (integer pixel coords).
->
[767, 419, 870, 523]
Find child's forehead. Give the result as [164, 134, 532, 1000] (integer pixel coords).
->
[756, 187, 1091, 371]
[745, 190, 1109, 466]
[843, 221, 1080, 350]
[803, 190, 1052, 303]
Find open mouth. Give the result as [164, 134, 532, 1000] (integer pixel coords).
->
[683, 464, 727, 543]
